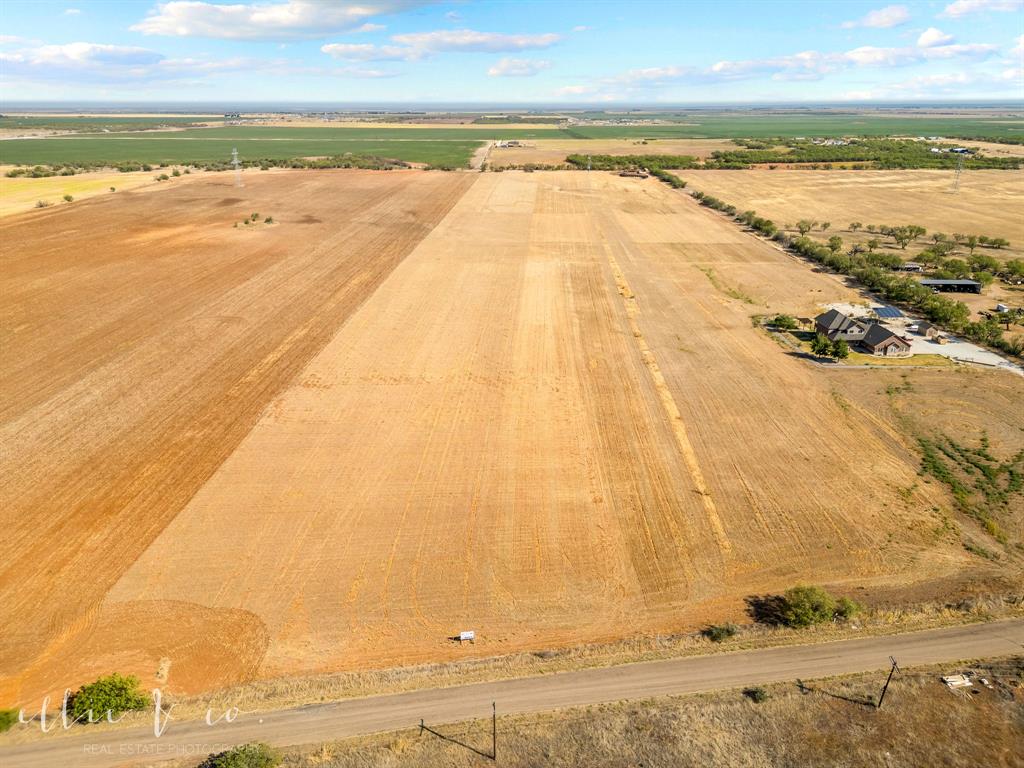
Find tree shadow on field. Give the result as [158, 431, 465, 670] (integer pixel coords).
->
[745, 594, 788, 626]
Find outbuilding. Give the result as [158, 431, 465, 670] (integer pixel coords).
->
[916, 321, 939, 339]
[919, 279, 982, 294]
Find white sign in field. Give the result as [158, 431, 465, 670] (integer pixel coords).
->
[459, 630, 475, 642]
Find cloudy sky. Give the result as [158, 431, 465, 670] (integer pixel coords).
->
[0, 0, 1021, 103]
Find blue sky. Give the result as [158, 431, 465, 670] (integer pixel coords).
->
[0, 1, 1021, 103]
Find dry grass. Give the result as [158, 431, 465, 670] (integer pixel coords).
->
[488, 138, 734, 167]
[0, 165, 184, 216]
[2, 594, 1011, 747]
[259, 656, 1024, 768]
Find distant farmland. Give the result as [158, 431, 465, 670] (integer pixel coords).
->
[3, 114, 1021, 168]
[0, 133, 486, 167]
[565, 115, 1024, 140]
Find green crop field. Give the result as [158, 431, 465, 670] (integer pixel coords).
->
[0, 115, 225, 132]
[0, 134, 483, 167]
[156, 126, 563, 140]
[565, 115, 1024, 140]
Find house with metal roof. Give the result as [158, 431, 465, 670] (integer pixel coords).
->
[861, 324, 912, 357]
[814, 310, 867, 342]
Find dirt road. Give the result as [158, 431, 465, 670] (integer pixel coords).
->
[2, 619, 1021, 768]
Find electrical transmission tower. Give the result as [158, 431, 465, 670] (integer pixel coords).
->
[951, 152, 964, 193]
[231, 147, 243, 188]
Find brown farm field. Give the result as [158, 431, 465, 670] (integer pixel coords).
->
[1, 169, 1019, 707]
[488, 138, 735, 167]
[684, 169, 1024, 259]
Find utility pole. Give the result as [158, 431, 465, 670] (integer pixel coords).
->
[877, 656, 900, 709]
[492, 701, 496, 761]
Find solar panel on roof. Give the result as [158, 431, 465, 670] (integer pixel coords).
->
[874, 306, 903, 318]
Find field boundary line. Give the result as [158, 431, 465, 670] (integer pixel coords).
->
[597, 226, 732, 556]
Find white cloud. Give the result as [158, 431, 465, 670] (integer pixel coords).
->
[444, 11, 462, 22]
[487, 57, 551, 77]
[389, 29, 560, 53]
[1012, 33, 1024, 56]
[572, 25, 592, 32]
[0, 38, 403, 87]
[0, 40, 317, 85]
[322, 28, 560, 62]
[0, 35, 23, 44]
[841, 4, 911, 29]
[131, 0, 421, 40]
[917, 27, 955, 47]
[940, 0, 1023, 18]
[321, 42, 413, 61]
[64, 8, 81, 15]
[354, 23, 386, 33]
[563, 36, 1002, 100]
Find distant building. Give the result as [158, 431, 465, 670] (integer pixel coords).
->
[899, 262, 924, 272]
[920, 278, 982, 294]
[814, 310, 867, 342]
[861, 325, 912, 357]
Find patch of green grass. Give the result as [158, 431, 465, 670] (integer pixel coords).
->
[697, 266, 756, 304]
[917, 433, 1023, 547]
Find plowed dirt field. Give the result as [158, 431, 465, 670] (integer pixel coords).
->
[0, 170, 996, 705]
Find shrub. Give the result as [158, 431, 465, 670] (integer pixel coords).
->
[172, 168, 181, 177]
[109, 186, 116, 192]
[157, 173, 169, 181]
[810, 333, 833, 357]
[0, 708, 18, 733]
[198, 742, 281, 768]
[69, 673, 150, 723]
[772, 314, 798, 330]
[743, 687, 769, 703]
[263, 216, 273, 224]
[63, 194, 74, 202]
[835, 596, 862, 620]
[35, 200, 51, 208]
[779, 585, 837, 628]
[702, 623, 739, 643]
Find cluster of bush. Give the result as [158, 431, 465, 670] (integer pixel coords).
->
[199, 743, 281, 768]
[690, 190, 736, 215]
[566, 153, 698, 171]
[811, 334, 850, 359]
[568, 140, 1021, 172]
[737, 209, 778, 237]
[650, 168, 687, 188]
[701, 585, 862, 647]
[707, 138, 1022, 170]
